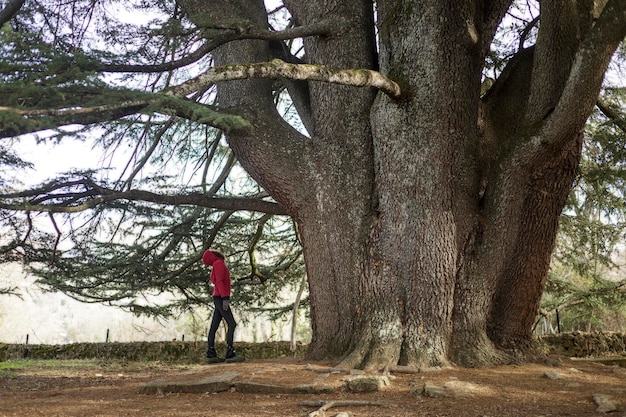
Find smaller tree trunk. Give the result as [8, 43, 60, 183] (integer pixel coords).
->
[489, 135, 583, 349]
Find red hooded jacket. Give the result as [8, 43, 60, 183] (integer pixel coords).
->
[202, 250, 231, 299]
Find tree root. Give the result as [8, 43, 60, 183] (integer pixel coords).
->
[303, 364, 351, 374]
[381, 365, 445, 374]
[301, 400, 389, 417]
[450, 332, 515, 368]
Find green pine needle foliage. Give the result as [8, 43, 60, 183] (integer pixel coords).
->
[542, 92, 626, 334]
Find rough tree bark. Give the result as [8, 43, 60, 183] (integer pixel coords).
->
[174, 0, 626, 368]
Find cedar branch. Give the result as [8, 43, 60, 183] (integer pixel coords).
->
[0, 194, 286, 215]
[0, 101, 147, 117]
[0, 179, 287, 215]
[597, 98, 626, 133]
[0, 95, 249, 138]
[167, 59, 402, 99]
[101, 18, 337, 73]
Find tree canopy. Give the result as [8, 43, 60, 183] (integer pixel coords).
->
[0, 0, 304, 316]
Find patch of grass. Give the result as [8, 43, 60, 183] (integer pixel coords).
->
[0, 359, 116, 378]
[0, 360, 29, 370]
[1, 359, 97, 370]
[0, 358, 201, 377]
[0, 360, 39, 378]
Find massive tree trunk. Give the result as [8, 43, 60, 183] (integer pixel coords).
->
[177, 0, 626, 368]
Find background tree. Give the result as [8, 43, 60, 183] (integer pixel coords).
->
[542, 89, 626, 333]
[1, 0, 626, 369]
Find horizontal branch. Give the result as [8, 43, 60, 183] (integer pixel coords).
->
[0, 94, 249, 138]
[0, 286, 20, 297]
[0, 193, 287, 215]
[0, 100, 150, 117]
[101, 189, 287, 215]
[0, 101, 147, 139]
[168, 59, 402, 99]
[0, 180, 288, 215]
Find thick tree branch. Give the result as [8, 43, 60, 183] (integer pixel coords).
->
[0, 94, 250, 139]
[526, 1, 587, 125]
[0, 101, 147, 118]
[167, 59, 401, 99]
[0, 101, 147, 139]
[0, 0, 25, 26]
[542, 0, 626, 148]
[0, 180, 288, 215]
[480, 0, 517, 56]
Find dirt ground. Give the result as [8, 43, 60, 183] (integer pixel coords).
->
[0, 356, 624, 417]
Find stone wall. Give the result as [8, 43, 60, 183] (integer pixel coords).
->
[1, 332, 624, 364]
[0, 341, 307, 363]
[536, 331, 626, 357]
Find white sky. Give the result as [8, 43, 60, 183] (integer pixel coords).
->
[10, 134, 103, 185]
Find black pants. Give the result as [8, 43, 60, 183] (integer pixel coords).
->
[207, 297, 237, 350]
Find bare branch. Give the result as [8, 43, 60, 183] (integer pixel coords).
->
[167, 59, 402, 99]
[518, 16, 539, 51]
[119, 120, 174, 188]
[0, 286, 21, 297]
[48, 212, 61, 264]
[247, 213, 272, 282]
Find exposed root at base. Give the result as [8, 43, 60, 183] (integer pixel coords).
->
[450, 333, 516, 368]
[452, 347, 513, 368]
[301, 400, 389, 417]
[381, 364, 451, 374]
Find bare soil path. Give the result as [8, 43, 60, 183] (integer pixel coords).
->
[0, 356, 624, 416]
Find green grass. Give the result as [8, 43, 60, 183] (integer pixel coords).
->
[1, 359, 96, 369]
[0, 358, 202, 376]
[0, 360, 30, 370]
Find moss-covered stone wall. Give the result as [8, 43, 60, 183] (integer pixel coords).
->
[536, 331, 626, 357]
[0, 341, 307, 363]
[1, 332, 624, 363]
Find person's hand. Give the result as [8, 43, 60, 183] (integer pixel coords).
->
[222, 299, 230, 311]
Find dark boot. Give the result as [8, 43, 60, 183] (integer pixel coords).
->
[224, 346, 245, 363]
[206, 347, 224, 364]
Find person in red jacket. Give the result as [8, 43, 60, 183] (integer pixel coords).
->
[202, 249, 245, 363]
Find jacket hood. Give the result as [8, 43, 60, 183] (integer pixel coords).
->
[202, 250, 220, 266]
